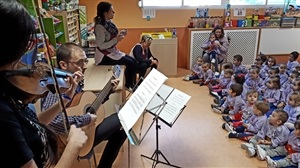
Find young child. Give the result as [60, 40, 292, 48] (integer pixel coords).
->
[259, 56, 276, 80]
[262, 76, 281, 115]
[262, 120, 300, 167]
[278, 63, 289, 86]
[193, 63, 215, 86]
[287, 51, 299, 74]
[227, 101, 269, 142]
[283, 92, 300, 130]
[210, 69, 233, 93]
[255, 53, 267, 69]
[212, 83, 244, 115]
[241, 109, 290, 158]
[183, 56, 204, 81]
[222, 90, 258, 128]
[201, 33, 220, 65]
[242, 67, 264, 100]
[232, 54, 248, 75]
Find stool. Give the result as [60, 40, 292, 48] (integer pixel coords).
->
[78, 149, 97, 168]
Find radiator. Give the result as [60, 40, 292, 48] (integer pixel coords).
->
[189, 28, 260, 69]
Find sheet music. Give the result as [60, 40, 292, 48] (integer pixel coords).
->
[147, 84, 191, 125]
[118, 69, 168, 132]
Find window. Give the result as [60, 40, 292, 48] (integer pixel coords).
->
[183, 0, 222, 6]
[141, 0, 182, 7]
[229, 0, 265, 5]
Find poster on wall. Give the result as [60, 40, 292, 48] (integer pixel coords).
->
[233, 8, 246, 17]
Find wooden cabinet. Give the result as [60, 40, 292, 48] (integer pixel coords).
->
[49, 9, 81, 45]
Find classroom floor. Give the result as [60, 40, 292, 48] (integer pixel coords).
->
[72, 68, 266, 168]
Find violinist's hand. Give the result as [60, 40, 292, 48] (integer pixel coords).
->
[63, 71, 83, 99]
[67, 125, 87, 148]
[111, 79, 120, 92]
[73, 70, 84, 83]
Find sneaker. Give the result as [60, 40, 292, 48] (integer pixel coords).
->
[266, 156, 277, 168]
[211, 104, 219, 109]
[211, 58, 216, 63]
[241, 143, 254, 150]
[125, 86, 133, 93]
[183, 75, 190, 81]
[222, 115, 232, 123]
[222, 123, 226, 129]
[212, 107, 222, 114]
[210, 91, 219, 98]
[224, 123, 234, 132]
[214, 71, 220, 76]
[228, 132, 238, 138]
[246, 147, 256, 157]
[213, 97, 221, 104]
[193, 79, 201, 84]
[256, 145, 266, 160]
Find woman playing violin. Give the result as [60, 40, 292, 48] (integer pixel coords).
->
[0, 1, 87, 167]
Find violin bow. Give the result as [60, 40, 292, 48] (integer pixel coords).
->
[33, 0, 70, 133]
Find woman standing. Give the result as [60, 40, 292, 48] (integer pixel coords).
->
[0, 1, 87, 167]
[203, 25, 229, 72]
[94, 1, 137, 89]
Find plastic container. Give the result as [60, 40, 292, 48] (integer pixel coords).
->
[237, 20, 245, 27]
[231, 19, 237, 27]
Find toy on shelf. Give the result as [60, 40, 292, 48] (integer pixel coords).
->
[224, 3, 231, 28]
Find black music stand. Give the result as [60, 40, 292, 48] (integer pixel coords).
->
[140, 93, 184, 168]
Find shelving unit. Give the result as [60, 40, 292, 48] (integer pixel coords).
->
[49, 9, 81, 45]
[42, 15, 66, 48]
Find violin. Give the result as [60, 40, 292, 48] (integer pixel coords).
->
[1, 61, 72, 103]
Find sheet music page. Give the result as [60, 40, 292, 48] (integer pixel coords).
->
[118, 69, 168, 132]
[158, 89, 191, 125]
[146, 84, 173, 113]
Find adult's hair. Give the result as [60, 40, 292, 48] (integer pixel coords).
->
[141, 34, 153, 43]
[56, 42, 83, 69]
[0, 0, 35, 67]
[212, 25, 225, 39]
[94, 1, 112, 24]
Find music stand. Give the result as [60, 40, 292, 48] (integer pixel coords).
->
[140, 92, 185, 168]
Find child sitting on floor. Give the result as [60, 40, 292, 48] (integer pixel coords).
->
[183, 56, 204, 81]
[241, 109, 290, 158]
[283, 92, 300, 130]
[193, 62, 215, 86]
[287, 51, 299, 75]
[232, 54, 248, 75]
[210, 69, 233, 93]
[262, 120, 300, 168]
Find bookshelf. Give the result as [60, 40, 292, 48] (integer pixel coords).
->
[42, 15, 66, 48]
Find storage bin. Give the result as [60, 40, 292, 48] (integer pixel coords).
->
[280, 17, 296, 27]
[268, 19, 281, 27]
[295, 17, 300, 27]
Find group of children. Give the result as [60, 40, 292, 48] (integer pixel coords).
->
[183, 51, 300, 168]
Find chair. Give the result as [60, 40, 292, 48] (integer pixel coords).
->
[78, 149, 98, 168]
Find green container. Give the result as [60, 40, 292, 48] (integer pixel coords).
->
[245, 19, 252, 27]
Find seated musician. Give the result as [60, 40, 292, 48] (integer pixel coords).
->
[41, 42, 127, 168]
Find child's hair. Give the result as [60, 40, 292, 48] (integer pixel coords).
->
[250, 64, 261, 69]
[278, 63, 287, 69]
[255, 101, 270, 114]
[233, 54, 243, 62]
[257, 53, 267, 63]
[224, 69, 234, 76]
[269, 67, 279, 75]
[294, 120, 300, 129]
[249, 66, 260, 74]
[202, 62, 210, 68]
[246, 90, 259, 98]
[223, 62, 233, 70]
[208, 32, 215, 39]
[273, 109, 289, 124]
[293, 78, 300, 89]
[230, 83, 243, 96]
[233, 73, 245, 85]
[267, 76, 281, 89]
[291, 51, 299, 60]
[291, 70, 300, 78]
[196, 56, 204, 63]
[289, 92, 300, 106]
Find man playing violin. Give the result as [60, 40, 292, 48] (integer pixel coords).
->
[41, 42, 126, 168]
[0, 1, 88, 167]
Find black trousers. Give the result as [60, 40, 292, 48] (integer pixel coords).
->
[93, 113, 127, 168]
[99, 55, 137, 88]
[136, 58, 158, 79]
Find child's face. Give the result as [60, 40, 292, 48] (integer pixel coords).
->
[247, 93, 258, 104]
[292, 81, 300, 91]
[249, 69, 258, 79]
[267, 59, 275, 67]
[288, 96, 297, 107]
[266, 80, 274, 89]
[202, 65, 208, 72]
[209, 35, 216, 42]
[228, 88, 236, 97]
[268, 112, 282, 126]
[294, 128, 300, 138]
[196, 58, 204, 65]
[279, 65, 286, 74]
[268, 70, 277, 77]
[252, 105, 261, 116]
[224, 72, 232, 78]
[289, 54, 295, 62]
[289, 74, 297, 82]
[233, 58, 241, 66]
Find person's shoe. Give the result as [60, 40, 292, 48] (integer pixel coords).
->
[125, 85, 133, 93]
[256, 145, 267, 161]
[222, 123, 226, 129]
[211, 104, 219, 109]
[210, 91, 219, 98]
[212, 107, 222, 114]
[211, 58, 216, 63]
[193, 79, 201, 84]
[246, 147, 256, 157]
[266, 156, 277, 168]
[222, 115, 232, 123]
[241, 142, 254, 150]
[228, 132, 238, 138]
[214, 97, 221, 104]
[214, 71, 220, 77]
[183, 75, 190, 81]
[199, 82, 205, 86]
[224, 123, 234, 132]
